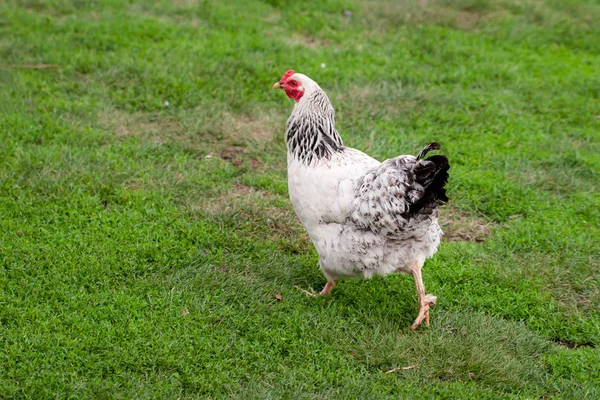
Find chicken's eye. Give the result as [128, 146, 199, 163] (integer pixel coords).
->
[289, 80, 297, 87]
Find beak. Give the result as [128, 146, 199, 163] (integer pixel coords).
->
[272, 81, 282, 89]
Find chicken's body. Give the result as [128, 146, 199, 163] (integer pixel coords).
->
[289, 148, 442, 282]
[275, 71, 449, 329]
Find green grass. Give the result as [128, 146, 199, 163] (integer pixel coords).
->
[1, 0, 599, 398]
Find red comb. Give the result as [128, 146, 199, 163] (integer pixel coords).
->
[280, 70, 295, 81]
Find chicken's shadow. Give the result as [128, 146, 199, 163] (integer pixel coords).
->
[307, 275, 421, 327]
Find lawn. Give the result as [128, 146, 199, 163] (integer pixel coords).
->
[1, 0, 599, 398]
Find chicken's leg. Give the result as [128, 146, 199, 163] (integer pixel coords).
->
[319, 281, 337, 296]
[409, 264, 437, 329]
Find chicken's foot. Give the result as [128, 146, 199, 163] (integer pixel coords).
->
[409, 264, 437, 329]
[294, 280, 337, 297]
[295, 286, 317, 297]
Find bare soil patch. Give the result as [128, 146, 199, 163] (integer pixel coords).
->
[439, 206, 495, 242]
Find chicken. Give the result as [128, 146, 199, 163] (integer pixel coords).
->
[273, 70, 450, 329]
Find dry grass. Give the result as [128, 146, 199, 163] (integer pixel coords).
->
[222, 111, 284, 142]
[361, 0, 598, 32]
[360, 0, 488, 31]
[282, 32, 330, 49]
[188, 181, 310, 246]
[98, 108, 184, 144]
[439, 206, 495, 242]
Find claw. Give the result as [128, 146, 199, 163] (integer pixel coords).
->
[295, 281, 337, 297]
[410, 294, 437, 330]
[295, 286, 317, 297]
[410, 304, 430, 329]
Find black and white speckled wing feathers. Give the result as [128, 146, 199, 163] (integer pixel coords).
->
[349, 146, 449, 240]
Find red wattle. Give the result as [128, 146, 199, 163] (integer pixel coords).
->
[285, 89, 304, 102]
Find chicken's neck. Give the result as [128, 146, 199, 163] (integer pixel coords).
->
[286, 89, 344, 165]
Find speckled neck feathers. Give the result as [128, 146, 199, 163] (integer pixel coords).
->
[286, 88, 344, 164]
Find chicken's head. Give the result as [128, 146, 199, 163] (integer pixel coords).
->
[273, 70, 305, 102]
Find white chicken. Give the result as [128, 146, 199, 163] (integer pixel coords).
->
[273, 70, 450, 329]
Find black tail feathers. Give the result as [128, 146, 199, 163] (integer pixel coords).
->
[422, 154, 449, 203]
[409, 143, 450, 215]
[416, 141, 441, 160]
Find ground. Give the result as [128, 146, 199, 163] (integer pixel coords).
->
[0, 0, 599, 398]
